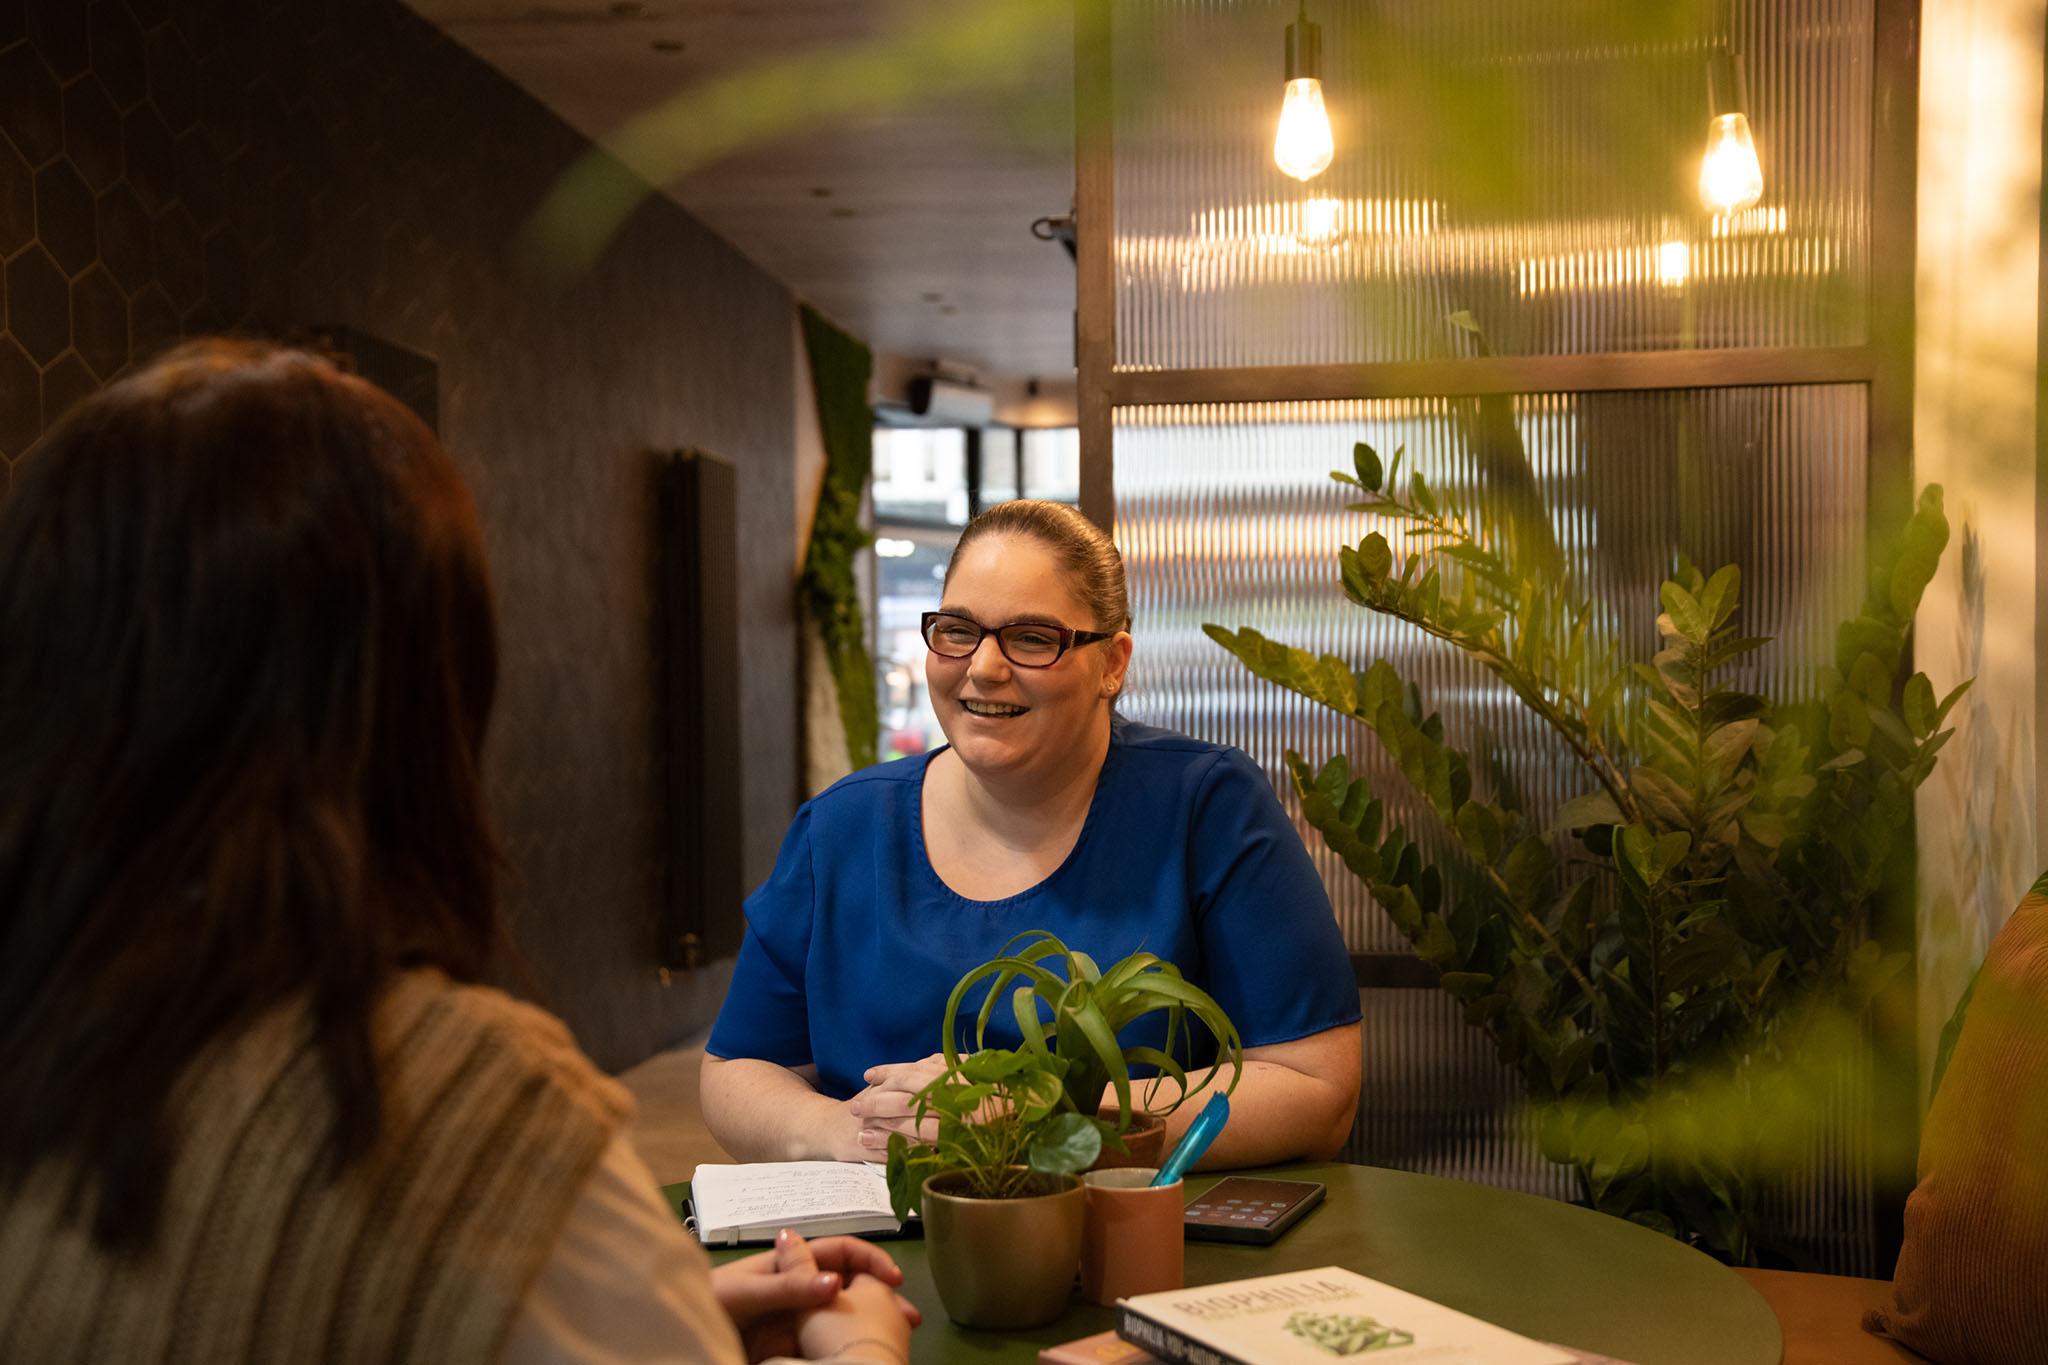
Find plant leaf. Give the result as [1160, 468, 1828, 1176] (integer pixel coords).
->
[1629, 767, 1693, 829]
[1353, 441, 1384, 492]
[1027, 1111, 1104, 1176]
[1359, 532, 1394, 581]
[1551, 790, 1625, 835]
[1660, 581, 1710, 642]
[1700, 564, 1741, 630]
[1411, 469, 1438, 515]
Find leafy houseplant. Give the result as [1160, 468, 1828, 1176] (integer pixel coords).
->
[882, 1047, 1106, 1329]
[882, 1046, 1107, 1218]
[939, 930, 1243, 1145]
[1206, 441, 1965, 1263]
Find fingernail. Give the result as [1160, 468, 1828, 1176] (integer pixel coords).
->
[858, 1129, 886, 1147]
[817, 1273, 839, 1293]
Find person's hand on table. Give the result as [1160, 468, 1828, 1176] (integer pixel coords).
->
[711, 1228, 920, 1362]
[795, 1268, 917, 1365]
[847, 1053, 950, 1157]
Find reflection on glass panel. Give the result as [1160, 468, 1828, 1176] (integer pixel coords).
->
[872, 526, 956, 759]
[1113, 0, 1873, 367]
[1114, 388, 1868, 956]
[1021, 428, 1082, 503]
[873, 429, 969, 524]
[981, 429, 1022, 506]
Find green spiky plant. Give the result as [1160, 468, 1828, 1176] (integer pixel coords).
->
[941, 930, 1242, 1136]
[1205, 441, 1966, 1262]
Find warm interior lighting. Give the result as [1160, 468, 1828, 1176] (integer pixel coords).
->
[1699, 48, 1763, 215]
[1656, 239, 1691, 288]
[1187, 197, 1436, 243]
[1709, 204, 1786, 237]
[1699, 112, 1764, 214]
[1275, 80, 1333, 180]
[1298, 195, 1341, 246]
[1274, 5, 1333, 181]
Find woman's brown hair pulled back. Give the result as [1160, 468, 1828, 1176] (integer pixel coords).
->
[943, 499, 1131, 635]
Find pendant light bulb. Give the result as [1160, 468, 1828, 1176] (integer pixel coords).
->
[1275, 79, 1334, 181]
[1274, 9, 1332, 182]
[1698, 111, 1763, 214]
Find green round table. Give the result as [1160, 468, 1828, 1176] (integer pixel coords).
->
[678, 1162, 1782, 1365]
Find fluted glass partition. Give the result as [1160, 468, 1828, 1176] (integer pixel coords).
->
[1118, 386, 1866, 949]
[1095, 0, 1902, 1272]
[1117, 387, 1878, 1242]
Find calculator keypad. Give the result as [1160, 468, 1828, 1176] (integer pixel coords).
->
[1182, 1178, 1324, 1244]
[1185, 1193, 1296, 1225]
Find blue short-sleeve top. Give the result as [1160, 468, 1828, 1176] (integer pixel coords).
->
[705, 717, 1360, 1100]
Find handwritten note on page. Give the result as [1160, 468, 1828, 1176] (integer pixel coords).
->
[688, 1161, 904, 1246]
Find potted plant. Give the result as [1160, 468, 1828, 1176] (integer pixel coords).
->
[939, 930, 1243, 1167]
[1206, 440, 1965, 1263]
[883, 1047, 1109, 1329]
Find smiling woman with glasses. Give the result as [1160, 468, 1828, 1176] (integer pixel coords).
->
[701, 500, 1363, 1173]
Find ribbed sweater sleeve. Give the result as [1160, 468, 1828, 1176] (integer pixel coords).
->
[0, 969, 632, 1365]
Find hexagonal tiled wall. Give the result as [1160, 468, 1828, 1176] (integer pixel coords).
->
[0, 0, 804, 1070]
[3, 0, 270, 476]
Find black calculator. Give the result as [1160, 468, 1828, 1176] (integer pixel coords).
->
[1183, 1176, 1326, 1244]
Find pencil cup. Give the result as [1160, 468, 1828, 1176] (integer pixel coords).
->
[1080, 1167, 1184, 1306]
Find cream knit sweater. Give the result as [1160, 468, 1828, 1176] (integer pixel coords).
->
[0, 969, 632, 1363]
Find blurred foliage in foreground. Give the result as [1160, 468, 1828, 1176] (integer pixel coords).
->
[521, 0, 1071, 275]
[1208, 444, 1965, 1263]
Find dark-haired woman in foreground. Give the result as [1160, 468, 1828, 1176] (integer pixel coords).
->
[0, 341, 914, 1364]
[702, 499, 1362, 1169]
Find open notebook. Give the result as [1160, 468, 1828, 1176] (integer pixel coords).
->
[685, 1161, 910, 1247]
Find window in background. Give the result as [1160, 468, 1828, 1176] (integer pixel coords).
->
[868, 426, 1079, 760]
[1020, 428, 1081, 505]
[872, 427, 969, 525]
[872, 527, 951, 759]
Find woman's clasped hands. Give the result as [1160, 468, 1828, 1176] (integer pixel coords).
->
[711, 1228, 919, 1364]
[846, 1054, 951, 1157]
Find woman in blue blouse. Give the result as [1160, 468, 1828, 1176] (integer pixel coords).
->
[701, 500, 1361, 1168]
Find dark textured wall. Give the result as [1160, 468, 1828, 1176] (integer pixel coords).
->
[0, 0, 799, 1069]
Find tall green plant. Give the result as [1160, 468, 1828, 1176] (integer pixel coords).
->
[1206, 442, 1965, 1261]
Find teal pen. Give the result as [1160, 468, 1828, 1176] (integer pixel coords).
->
[1151, 1092, 1229, 1186]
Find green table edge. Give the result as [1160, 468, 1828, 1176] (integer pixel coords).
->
[662, 1162, 1782, 1365]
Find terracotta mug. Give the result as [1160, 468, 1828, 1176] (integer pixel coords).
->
[1079, 1167, 1185, 1306]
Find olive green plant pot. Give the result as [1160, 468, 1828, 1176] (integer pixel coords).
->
[921, 1170, 1085, 1329]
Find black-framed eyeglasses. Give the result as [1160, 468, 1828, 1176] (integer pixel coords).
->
[920, 611, 1114, 668]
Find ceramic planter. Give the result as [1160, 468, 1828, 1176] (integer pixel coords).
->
[1090, 1107, 1168, 1170]
[920, 1170, 1085, 1329]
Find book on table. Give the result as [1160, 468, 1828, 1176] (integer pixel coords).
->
[1039, 1329, 1160, 1365]
[685, 1161, 907, 1247]
[1114, 1266, 1581, 1365]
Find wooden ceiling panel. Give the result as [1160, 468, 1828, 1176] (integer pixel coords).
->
[406, 0, 1078, 381]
